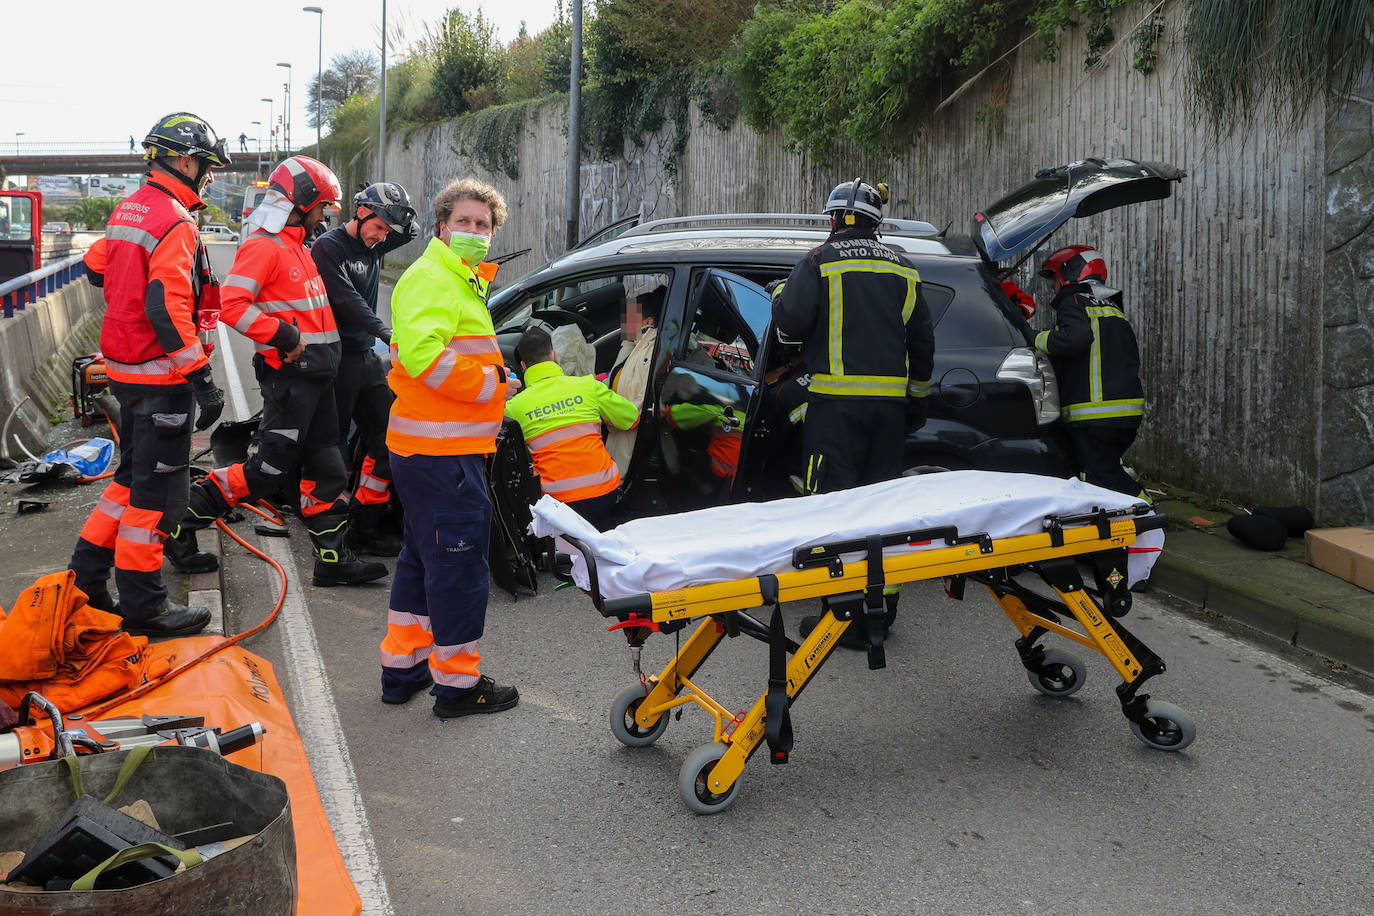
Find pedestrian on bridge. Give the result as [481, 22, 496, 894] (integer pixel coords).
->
[311, 181, 418, 556]
[182, 155, 388, 588]
[68, 112, 231, 638]
[379, 177, 521, 718]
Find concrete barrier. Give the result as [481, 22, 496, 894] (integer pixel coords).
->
[0, 278, 103, 463]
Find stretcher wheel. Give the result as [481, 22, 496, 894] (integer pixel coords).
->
[610, 684, 668, 747]
[1128, 699, 1196, 752]
[1026, 649, 1087, 697]
[679, 742, 741, 815]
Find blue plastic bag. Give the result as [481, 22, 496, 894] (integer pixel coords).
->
[41, 437, 115, 478]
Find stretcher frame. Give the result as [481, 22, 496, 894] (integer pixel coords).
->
[564, 504, 1192, 814]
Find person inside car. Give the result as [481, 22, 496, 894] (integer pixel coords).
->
[506, 326, 639, 530]
[606, 280, 666, 472]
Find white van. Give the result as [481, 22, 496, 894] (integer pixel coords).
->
[200, 223, 239, 242]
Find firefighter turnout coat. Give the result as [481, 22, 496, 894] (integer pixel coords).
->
[1034, 282, 1144, 426]
[771, 226, 934, 405]
[505, 361, 639, 502]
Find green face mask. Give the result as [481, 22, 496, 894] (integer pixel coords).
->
[447, 230, 491, 264]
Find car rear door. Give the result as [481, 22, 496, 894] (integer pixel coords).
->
[655, 269, 772, 511]
[972, 158, 1185, 269]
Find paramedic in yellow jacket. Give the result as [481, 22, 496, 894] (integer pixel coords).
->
[506, 326, 639, 530]
[379, 177, 520, 718]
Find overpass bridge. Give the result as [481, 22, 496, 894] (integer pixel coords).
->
[2, 140, 275, 177]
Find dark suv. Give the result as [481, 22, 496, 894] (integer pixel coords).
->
[486, 158, 1183, 523]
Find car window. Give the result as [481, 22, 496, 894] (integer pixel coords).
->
[928, 280, 1019, 348]
[683, 270, 768, 377]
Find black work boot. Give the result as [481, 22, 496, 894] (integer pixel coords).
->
[432, 675, 520, 718]
[122, 600, 212, 637]
[183, 479, 231, 531]
[309, 511, 388, 587]
[164, 525, 219, 574]
[346, 502, 403, 557]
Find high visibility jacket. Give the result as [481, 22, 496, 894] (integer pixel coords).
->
[1034, 282, 1144, 425]
[92, 173, 214, 386]
[505, 361, 639, 501]
[772, 227, 934, 402]
[219, 225, 340, 377]
[387, 238, 508, 457]
[663, 401, 743, 479]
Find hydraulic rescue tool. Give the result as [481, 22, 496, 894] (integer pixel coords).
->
[0, 692, 266, 770]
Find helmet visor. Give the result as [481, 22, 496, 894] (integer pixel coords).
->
[367, 203, 416, 233]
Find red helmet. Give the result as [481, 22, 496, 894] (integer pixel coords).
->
[1038, 245, 1107, 285]
[268, 155, 341, 212]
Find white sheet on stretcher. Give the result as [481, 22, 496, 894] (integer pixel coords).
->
[528, 470, 1165, 599]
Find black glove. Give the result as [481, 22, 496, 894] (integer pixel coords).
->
[905, 397, 928, 431]
[378, 326, 393, 345]
[189, 367, 225, 431]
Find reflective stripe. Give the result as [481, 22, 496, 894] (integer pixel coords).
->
[907, 378, 931, 398]
[95, 494, 127, 520]
[1061, 398, 1145, 421]
[388, 415, 503, 440]
[819, 259, 921, 283]
[266, 427, 300, 442]
[827, 272, 843, 374]
[542, 466, 618, 495]
[450, 337, 501, 356]
[1034, 330, 1050, 352]
[104, 357, 177, 377]
[788, 403, 808, 424]
[229, 303, 267, 334]
[422, 347, 458, 390]
[224, 273, 262, 296]
[809, 373, 908, 398]
[381, 647, 431, 668]
[475, 366, 498, 403]
[526, 422, 601, 452]
[1086, 305, 1127, 320]
[432, 641, 479, 662]
[167, 343, 205, 371]
[431, 669, 480, 689]
[116, 524, 162, 546]
[358, 472, 389, 494]
[298, 329, 340, 345]
[257, 295, 329, 314]
[387, 610, 432, 631]
[106, 224, 159, 253]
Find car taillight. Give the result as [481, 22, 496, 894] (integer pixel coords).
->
[996, 347, 1060, 425]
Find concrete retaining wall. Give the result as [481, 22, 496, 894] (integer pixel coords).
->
[0, 279, 103, 464]
[349, 7, 1370, 522]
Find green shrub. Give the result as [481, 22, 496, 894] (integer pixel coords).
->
[432, 8, 505, 117]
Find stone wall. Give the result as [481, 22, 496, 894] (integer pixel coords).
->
[355, 6, 1365, 521]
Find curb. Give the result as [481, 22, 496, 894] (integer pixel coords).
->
[186, 525, 225, 636]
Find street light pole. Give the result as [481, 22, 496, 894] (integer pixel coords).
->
[261, 98, 275, 156]
[379, 0, 388, 181]
[565, 0, 582, 250]
[251, 120, 263, 176]
[14, 132, 22, 155]
[303, 6, 324, 160]
[276, 62, 293, 153]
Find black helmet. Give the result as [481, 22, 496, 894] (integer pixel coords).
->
[354, 182, 415, 233]
[824, 177, 888, 227]
[142, 112, 230, 167]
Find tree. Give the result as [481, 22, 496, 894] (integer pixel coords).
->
[431, 8, 504, 116]
[306, 49, 381, 130]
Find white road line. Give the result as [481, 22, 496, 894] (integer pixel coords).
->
[215, 321, 394, 915]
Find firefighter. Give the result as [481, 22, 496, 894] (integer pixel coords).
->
[181, 156, 387, 587]
[772, 177, 935, 647]
[379, 177, 519, 717]
[311, 181, 418, 556]
[1034, 245, 1145, 497]
[67, 112, 229, 637]
[505, 326, 639, 530]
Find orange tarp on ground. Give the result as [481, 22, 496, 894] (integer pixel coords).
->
[85, 638, 362, 916]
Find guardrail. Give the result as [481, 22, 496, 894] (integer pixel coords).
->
[1, 253, 89, 319]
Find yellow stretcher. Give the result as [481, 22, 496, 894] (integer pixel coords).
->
[563, 503, 1191, 814]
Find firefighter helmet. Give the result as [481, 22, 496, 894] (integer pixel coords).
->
[268, 155, 342, 213]
[142, 112, 231, 166]
[823, 178, 888, 226]
[354, 182, 416, 232]
[1039, 245, 1108, 285]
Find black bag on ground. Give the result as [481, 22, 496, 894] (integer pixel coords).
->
[1227, 513, 1288, 551]
[1253, 505, 1315, 538]
[0, 746, 295, 914]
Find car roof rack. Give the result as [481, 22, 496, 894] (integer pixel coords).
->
[618, 213, 941, 240]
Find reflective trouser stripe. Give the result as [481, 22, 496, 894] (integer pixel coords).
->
[208, 464, 251, 503]
[1061, 399, 1145, 421]
[355, 456, 391, 505]
[430, 641, 481, 688]
[79, 482, 131, 549]
[380, 609, 434, 668]
[907, 378, 931, 398]
[299, 478, 341, 518]
[115, 505, 165, 573]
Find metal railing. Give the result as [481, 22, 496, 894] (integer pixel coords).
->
[1, 253, 89, 318]
[9, 140, 140, 155]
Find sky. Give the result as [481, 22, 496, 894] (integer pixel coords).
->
[4, 0, 563, 151]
